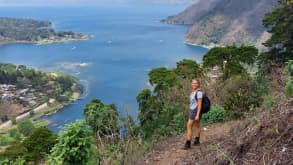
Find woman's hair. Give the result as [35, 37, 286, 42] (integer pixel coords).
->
[192, 79, 200, 86]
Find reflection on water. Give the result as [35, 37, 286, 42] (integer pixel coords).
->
[57, 61, 93, 70]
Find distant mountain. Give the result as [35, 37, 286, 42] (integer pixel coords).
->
[162, 0, 278, 48]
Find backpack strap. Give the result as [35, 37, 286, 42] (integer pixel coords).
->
[194, 90, 202, 101]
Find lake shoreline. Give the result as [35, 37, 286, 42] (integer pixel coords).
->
[0, 91, 81, 131]
[0, 35, 91, 46]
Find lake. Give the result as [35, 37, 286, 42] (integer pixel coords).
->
[0, 4, 207, 132]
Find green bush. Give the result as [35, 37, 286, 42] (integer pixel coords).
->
[211, 76, 247, 119]
[1, 127, 57, 163]
[11, 117, 16, 125]
[285, 60, 293, 77]
[97, 143, 123, 165]
[285, 78, 293, 98]
[22, 127, 57, 162]
[0, 158, 26, 165]
[251, 68, 269, 103]
[56, 95, 69, 102]
[262, 95, 275, 110]
[83, 99, 120, 138]
[48, 120, 96, 165]
[139, 104, 186, 138]
[224, 92, 248, 119]
[0, 142, 27, 161]
[202, 105, 226, 124]
[0, 135, 14, 146]
[213, 75, 264, 119]
[8, 128, 21, 141]
[17, 119, 34, 136]
[171, 112, 186, 134]
[285, 60, 293, 98]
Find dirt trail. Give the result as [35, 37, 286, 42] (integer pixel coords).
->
[139, 120, 240, 165]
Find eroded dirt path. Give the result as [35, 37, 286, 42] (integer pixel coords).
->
[138, 120, 241, 165]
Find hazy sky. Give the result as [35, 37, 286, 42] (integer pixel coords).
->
[0, 0, 198, 6]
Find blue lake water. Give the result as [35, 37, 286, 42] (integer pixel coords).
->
[0, 5, 207, 132]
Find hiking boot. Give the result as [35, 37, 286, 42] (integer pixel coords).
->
[193, 137, 200, 146]
[183, 140, 191, 150]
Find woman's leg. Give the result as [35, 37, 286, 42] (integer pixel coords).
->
[187, 119, 194, 141]
[194, 120, 201, 138]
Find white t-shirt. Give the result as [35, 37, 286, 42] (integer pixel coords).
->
[190, 90, 203, 110]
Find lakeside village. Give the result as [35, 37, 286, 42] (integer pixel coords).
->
[1, 84, 48, 107]
[0, 81, 80, 106]
[0, 81, 80, 124]
[0, 63, 82, 126]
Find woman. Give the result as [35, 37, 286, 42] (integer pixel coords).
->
[183, 79, 202, 149]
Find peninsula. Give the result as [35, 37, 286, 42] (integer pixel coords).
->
[0, 17, 89, 45]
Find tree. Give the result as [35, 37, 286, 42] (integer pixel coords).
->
[83, 99, 120, 138]
[22, 127, 57, 162]
[175, 59, 203, 79]
[55, 74, 76, 92]
[203, 46, 258, 79]
[48, 121, 96, 165]
[148, 67, 177, 92]
[259, 0, 293, 65]
[136, 89, 153, 125]
[0, 142, 27, 162]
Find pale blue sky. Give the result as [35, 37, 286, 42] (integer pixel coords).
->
[0, 0, 197, 6]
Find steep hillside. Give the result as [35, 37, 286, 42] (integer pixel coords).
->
[137, 98, 292, 165]
[137, 65, 292, 165]
[162, 0, 278, 47]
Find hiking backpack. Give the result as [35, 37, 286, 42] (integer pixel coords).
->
[195, 90, 211, 114]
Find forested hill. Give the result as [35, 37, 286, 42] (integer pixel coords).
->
[162, 0, 278, 47]
[0, 17, 88, 45]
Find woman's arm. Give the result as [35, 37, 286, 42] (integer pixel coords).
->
[195, 92, 203, 121]
[195, 98, 203, 120]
